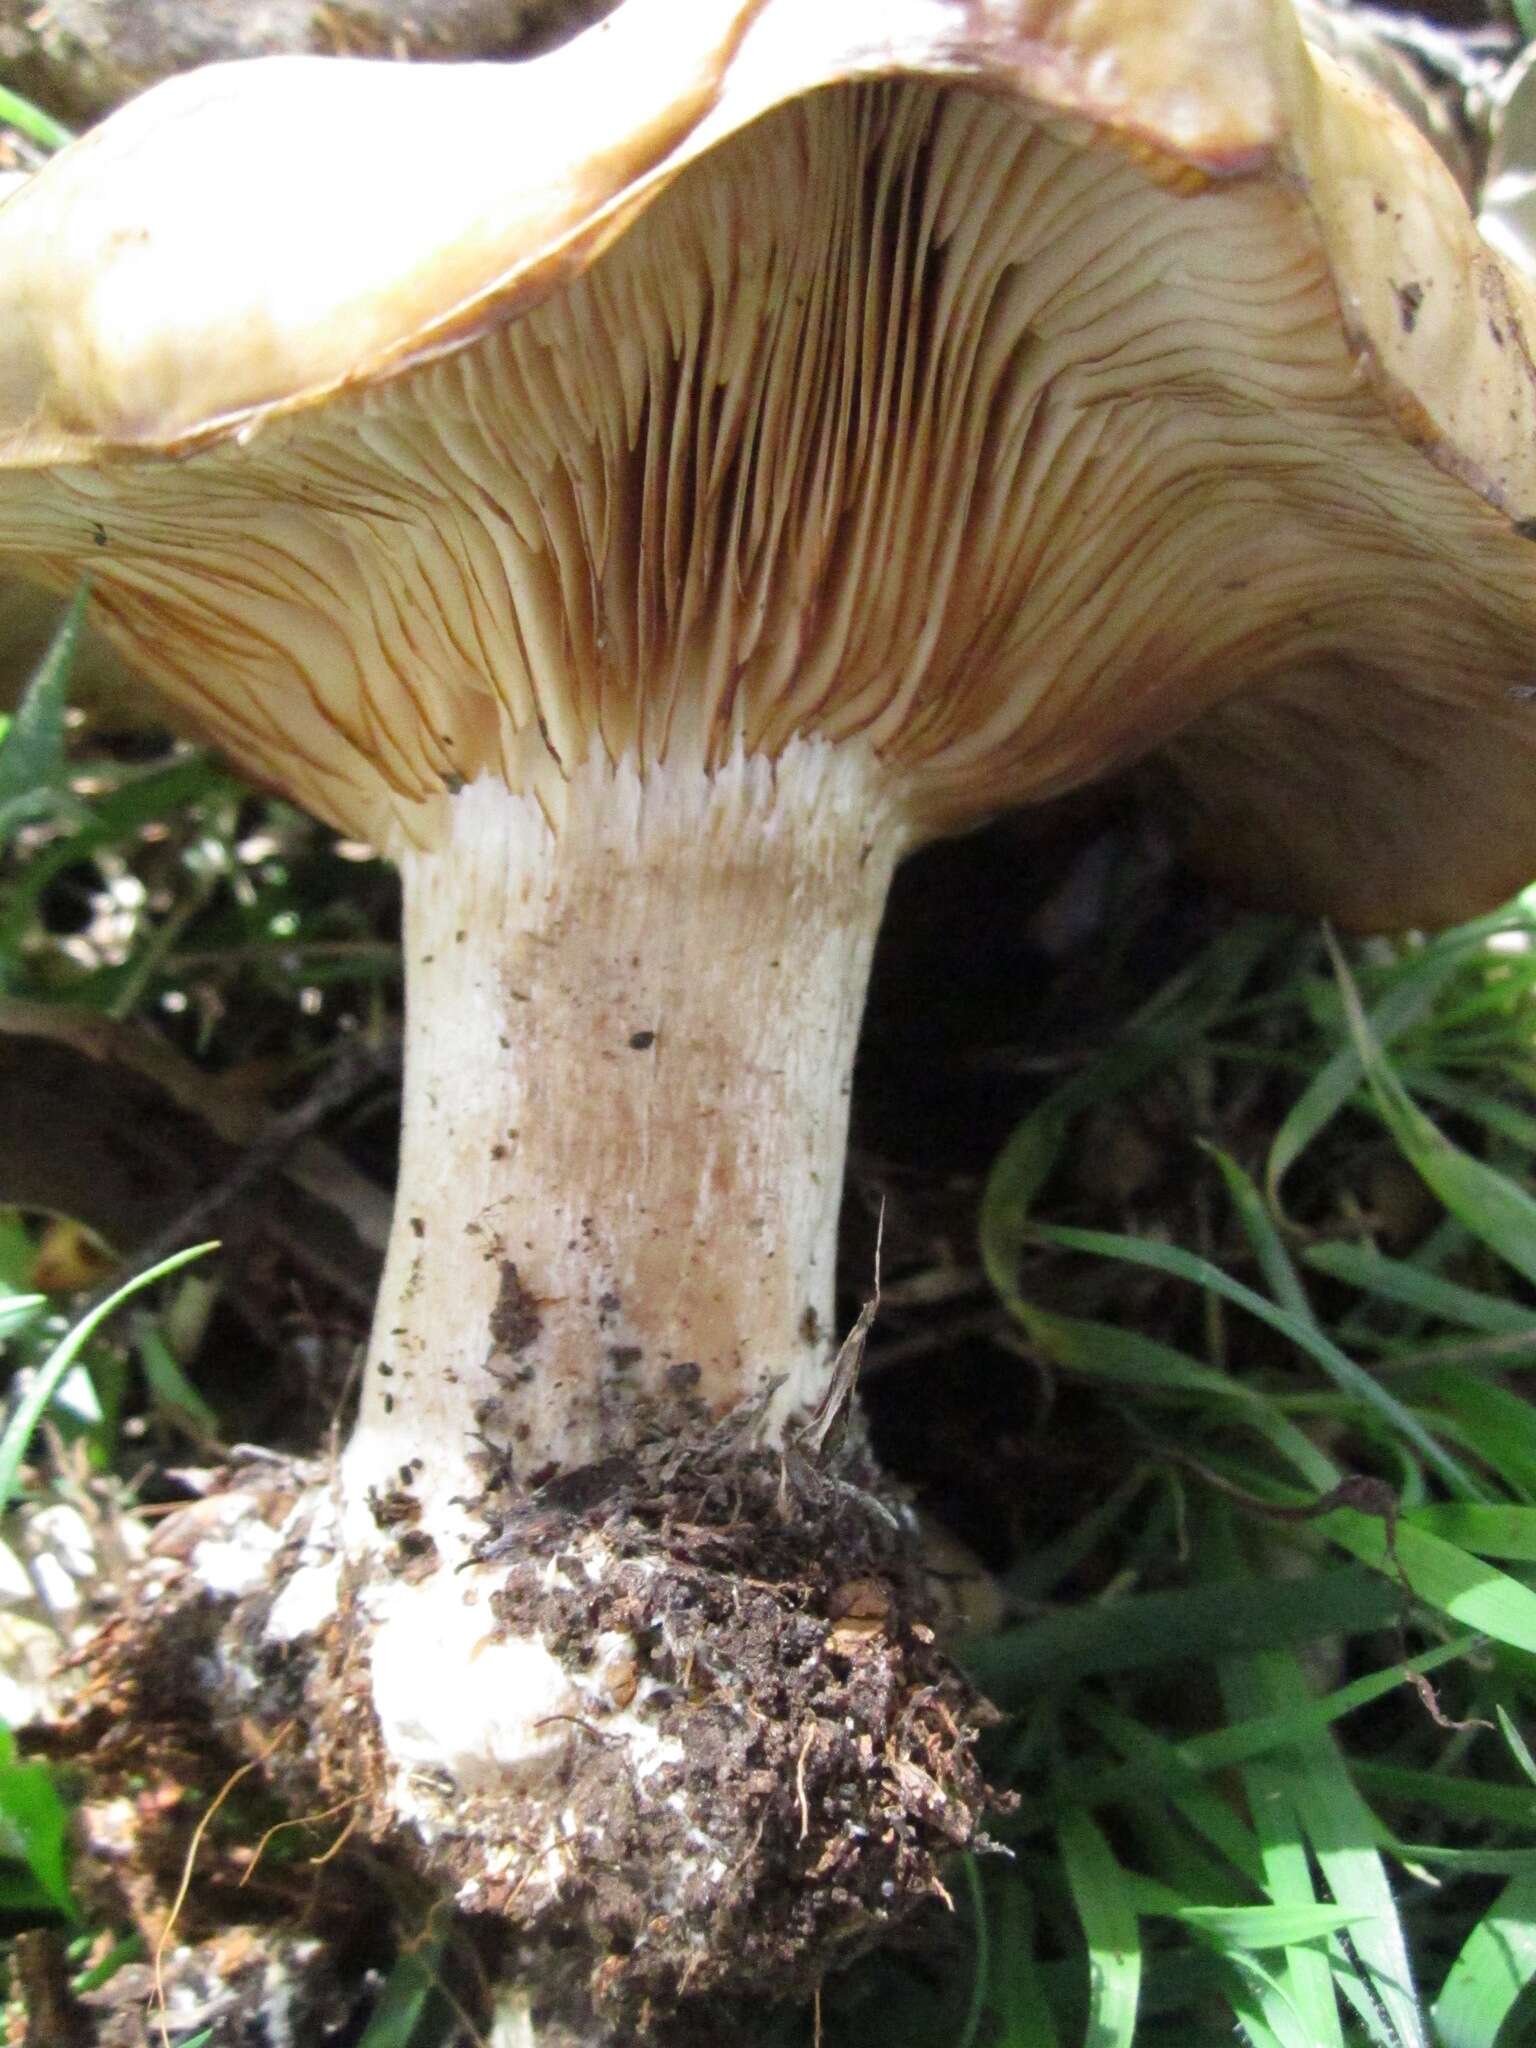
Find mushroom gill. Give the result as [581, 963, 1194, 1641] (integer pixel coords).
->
[11, 79, 1534, 870]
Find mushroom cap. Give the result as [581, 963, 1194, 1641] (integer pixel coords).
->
[3, 0, 1536, 926]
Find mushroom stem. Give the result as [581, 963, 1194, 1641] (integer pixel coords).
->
[353, 735, 903, 1493]
[336, 736, 905, 1819]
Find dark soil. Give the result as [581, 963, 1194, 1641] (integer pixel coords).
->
[59, 1404, 998, 2044]
[459, 1411, 999, 2028]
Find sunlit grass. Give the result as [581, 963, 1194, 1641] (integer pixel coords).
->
[841, 891, 1536, 2048]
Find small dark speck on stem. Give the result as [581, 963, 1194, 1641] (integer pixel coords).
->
[490, 1261, 543, 1355]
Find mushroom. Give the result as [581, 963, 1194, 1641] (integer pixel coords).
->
[6, 0, 1536, 2014]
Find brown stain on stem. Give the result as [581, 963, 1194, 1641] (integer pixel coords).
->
[490, 1259, 543, 1355]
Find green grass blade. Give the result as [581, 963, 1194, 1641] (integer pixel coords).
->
[1059, 1812, 1142, 2048]
[1009, 1306, 1266, 1405]
[963, 1569, 1400, 1702]
[133, 1318, 221, 1444]
[1265, 947, 1464, 1208]
[1404, 1504, 1536, 1561]
[1221, 1952, 1337, 2048]
[1497, 1708, 1536, 1790]
[0, 1295, 45, 1341]
[1409, 1073, 1536, 1161]
[1218, 1652, 1346, 2048]
[1411, 1369, 1536, 1502]
[1300, 1245, 1534, 1337]
[1329, 933, 1536, 1294]
[1350, 1765, 1536, 1832]
[0, 586, 84, 841]
[0, 85, 72, 151]
[1205, 1144, 1315, 1326]
[0, 1723, 76, 1919]
[1180, 1636, 1476, 1780]
[0, 1243, 215, 1508]
[1029, 1223, 1483, 1498]
[1170, 1903, 1366, 1949]
[991, 1879, 1060, 2047]
[1391, 1844, 1536, 1878]
[1079, 1704, 1268, 1890]
[358, 1930, 446, 2048]
[1431, 1869, 1536, 2048]
[957, 1857, 990, 2048]
[1052, 1638, 1474, 1841]
[1231, 1652, 1426, 2048]
[1003, 1471, 1149, 1602]
[1316, 1507, 1536, 1653]
[0, 755, 239, 959]
[1237, 1404, 1345, 1493]
[980, 1034, 1186, 1296]
[70, 1932, 142, 1995]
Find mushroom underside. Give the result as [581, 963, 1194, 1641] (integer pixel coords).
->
[4, 79, 1532, 899]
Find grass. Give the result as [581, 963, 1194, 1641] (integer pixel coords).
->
[0, 83, 71, 154]
[830, 900, 1536, 2048]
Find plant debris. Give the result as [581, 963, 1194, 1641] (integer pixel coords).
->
[61, 1407, 998, 2042]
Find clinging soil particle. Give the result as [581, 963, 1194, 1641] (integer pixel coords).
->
[85, 1418, 998, 2041]
[436, 1404, 1000, 2025]
[489, 1258, 543, 1355]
